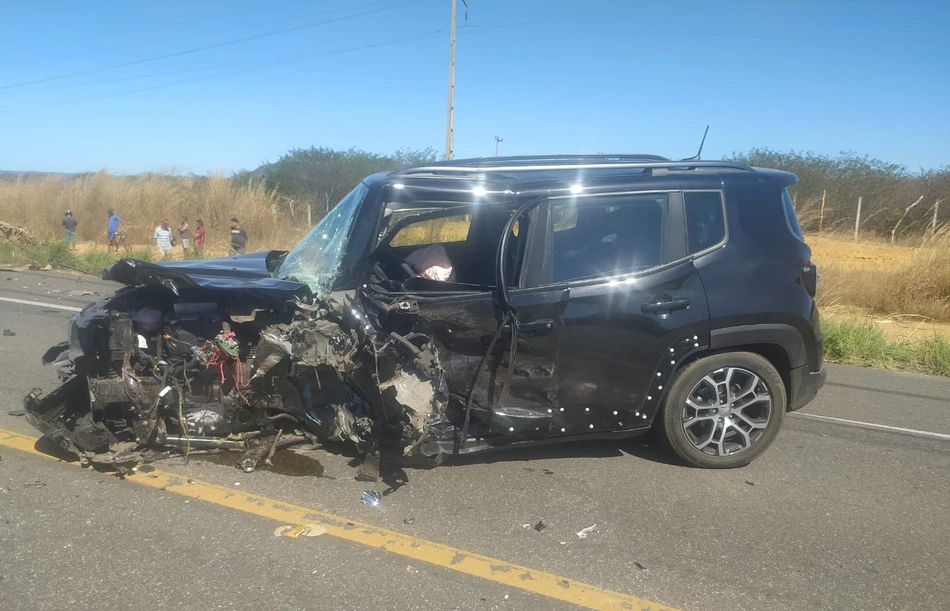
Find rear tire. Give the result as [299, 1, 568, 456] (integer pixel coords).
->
[660, 352, 785, 468]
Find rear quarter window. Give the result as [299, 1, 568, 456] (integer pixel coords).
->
[685, 191, 726, 254]
[782, 188, 805, 240]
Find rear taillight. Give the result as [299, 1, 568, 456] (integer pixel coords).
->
[802, 260, 818, 297]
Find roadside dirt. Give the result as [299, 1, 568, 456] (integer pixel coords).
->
[806, 233, 916, 272]
[72, 239, 235, 260]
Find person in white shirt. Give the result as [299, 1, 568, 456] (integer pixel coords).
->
[154, 219, 174, 259]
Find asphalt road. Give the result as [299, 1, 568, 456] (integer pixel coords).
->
[1, 269, 948, 611]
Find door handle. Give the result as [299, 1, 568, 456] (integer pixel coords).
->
[641, 298, 690, 313]
[518, 318, 556, 335]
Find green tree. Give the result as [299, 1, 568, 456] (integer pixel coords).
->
[236, 146, 437, 225]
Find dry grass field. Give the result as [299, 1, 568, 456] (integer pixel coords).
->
[808, 231, 950, 340]
[0, 171, 308, 253]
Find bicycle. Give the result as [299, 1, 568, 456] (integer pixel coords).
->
[108, 231, 132, 255]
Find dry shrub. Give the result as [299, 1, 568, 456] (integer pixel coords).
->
[816, 224, 950, 322]
[794, 195, 823, 231]
[0, 172, 305, 252]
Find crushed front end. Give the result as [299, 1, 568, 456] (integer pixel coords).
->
[23, 258, 447, 480]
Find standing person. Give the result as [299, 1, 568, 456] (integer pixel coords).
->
[179, 217, 192, 253]
[194, 218, 206, 254]
[229, 217, 247, 255]
[62, 210, 78, 250]
[154, 219, 174, 260]
[106, 208, 122, 246]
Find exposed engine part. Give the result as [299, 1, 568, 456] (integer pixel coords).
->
[24, 286, 448, 479]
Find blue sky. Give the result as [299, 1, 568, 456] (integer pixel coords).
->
[1, 0, 947, 174]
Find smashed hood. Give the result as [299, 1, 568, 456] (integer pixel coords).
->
[103, 251, 312, 299]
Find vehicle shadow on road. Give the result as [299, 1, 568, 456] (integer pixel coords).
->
[423, 436, 687, 470]
[33, 436, 81, 463]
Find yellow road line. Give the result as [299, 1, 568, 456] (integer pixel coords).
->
[0, 428, 680, 611]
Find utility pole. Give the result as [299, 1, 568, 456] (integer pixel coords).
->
[444, 0, 461, 160]
[494, 136, 503, 157]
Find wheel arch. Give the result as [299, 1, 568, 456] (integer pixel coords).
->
[670, 325, 801, 410]
[677, 344, 790, 405]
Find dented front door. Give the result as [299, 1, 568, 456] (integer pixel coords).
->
[386, 289, 562, 443]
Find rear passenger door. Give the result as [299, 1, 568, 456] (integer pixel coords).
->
[541, 190, 714, 432]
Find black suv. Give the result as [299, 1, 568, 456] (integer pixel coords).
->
[26, 155, 825, 476]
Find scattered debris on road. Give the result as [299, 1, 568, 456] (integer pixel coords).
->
[2, 329, 15, 336]
[274, 524, 327, 538]
[7, 409, 25, 417]
[576, 524, 597, 539]
[361, 490, 382, 506]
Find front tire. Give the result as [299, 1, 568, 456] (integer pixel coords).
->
[660, 352, 786, 468]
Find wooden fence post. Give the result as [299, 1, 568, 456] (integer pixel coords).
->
[890, 195, 924, 243]
[934, 199, 943, 233]
[819, 189, 826, 232]
[853, 196, 862, 241]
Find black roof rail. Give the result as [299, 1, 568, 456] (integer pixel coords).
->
[391, 157, 755, 177]
[413, 154, 669, 168]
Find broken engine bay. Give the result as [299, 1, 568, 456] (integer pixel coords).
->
[24, 260, 448, 481]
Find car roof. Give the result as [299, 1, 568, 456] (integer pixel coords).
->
[370, 155, 796, 206]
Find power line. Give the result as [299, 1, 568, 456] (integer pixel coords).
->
[0, 0, 395, 70]
[1, 29, 447, 115]
[0, 0, 426, 90]
[1, 0, 314, 56]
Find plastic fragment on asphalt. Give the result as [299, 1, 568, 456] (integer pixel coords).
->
[361, 490, 382, 506]
[533, 519, 547, 532]
[576, 524, 597, 539]
[274, 524, 327, 538]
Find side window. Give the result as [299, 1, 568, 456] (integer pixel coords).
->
[549, 193, 667, 283]
[685, 191, 726, 254]
[379, 207, 527, 289]
[389, 214, 471, 247]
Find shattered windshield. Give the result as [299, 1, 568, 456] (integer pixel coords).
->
[276, 182, 369, 297]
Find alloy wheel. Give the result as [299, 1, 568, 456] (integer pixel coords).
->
[681, 367, 773, 457]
